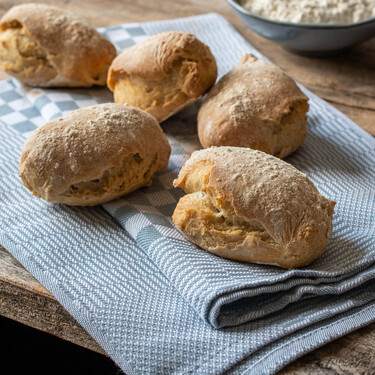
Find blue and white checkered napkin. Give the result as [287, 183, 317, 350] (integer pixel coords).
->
[1, 13, 375, 374]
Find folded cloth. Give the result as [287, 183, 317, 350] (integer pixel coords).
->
[0, 13, 375, 375]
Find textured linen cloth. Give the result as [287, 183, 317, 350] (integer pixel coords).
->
[0, 13, 375, 374]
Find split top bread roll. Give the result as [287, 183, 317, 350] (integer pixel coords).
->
[0, 3, 116, 87]
[173, 147, 335, 269]
[107, 31, 217, 122]
[198, 54, 309, 159]
[19, 103, 171, 206]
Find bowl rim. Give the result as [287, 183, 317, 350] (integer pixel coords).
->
[227, 0, 375, 29]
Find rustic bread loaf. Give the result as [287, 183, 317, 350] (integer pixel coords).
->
[0, 3, 116, 87]
[107, 31, 217, 122]
[198, 54, 309, 159]
[19, 103, 171, 206]
[173, 146, 335, 269]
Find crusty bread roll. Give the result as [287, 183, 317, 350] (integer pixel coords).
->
[19, 103, 171, 206]
[0, 3, 116, 87]
[173, 147, 335, 269]
[107, 31, 217, 122]
[198, 54, 309, 159]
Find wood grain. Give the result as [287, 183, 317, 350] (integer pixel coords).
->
[2, 244, 375, 374]
[0, 1, 374, 374]
[280, 323, 375, 374]
[0, 245, 106, 355]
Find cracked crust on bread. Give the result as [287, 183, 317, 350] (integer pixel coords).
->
[173, 146, 335, 269]
[19, 103, 171, 206]
[198, 54, 309, 159]
[0, 3, 116, 87]
[107, 31, 217, 122]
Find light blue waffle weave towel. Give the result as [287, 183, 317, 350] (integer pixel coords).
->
[0, 13, 375, 374]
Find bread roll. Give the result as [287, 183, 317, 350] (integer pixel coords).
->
[0, 3, 116, 87]
[198, 54, 309, 159]
[173, 147, 335, 269]
[19, 103, 171, 206]
[107, 31, 217, 122]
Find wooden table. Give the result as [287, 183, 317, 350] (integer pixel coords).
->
[1, 1, 374, 373]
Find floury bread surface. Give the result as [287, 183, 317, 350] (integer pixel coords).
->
[107, 31, 217, 122]
[172, 147, 335, 269]
[198, 54, 309, 159]
[0, 3, 116, 87]
[19, 103, 171, 206]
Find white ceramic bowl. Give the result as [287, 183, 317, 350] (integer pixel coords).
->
[227, 0, 375, 56]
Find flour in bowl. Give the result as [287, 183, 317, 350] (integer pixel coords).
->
[240, 0, 375, 24]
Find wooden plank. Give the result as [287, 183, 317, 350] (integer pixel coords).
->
[280, 323, 375, 374]
[2, 245, 375, 373]
[0, 0, 374, 373]
[0, 245, 106, 355]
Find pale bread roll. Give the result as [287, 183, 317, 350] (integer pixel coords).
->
[0, 3, 116, 87]
[107, 31, 217, 122]
[173, 147, 335, 269]
[198, 54, 309, 159]
[19, 103, 171, 206]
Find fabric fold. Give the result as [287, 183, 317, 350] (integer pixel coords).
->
[100, 17, 375, 328]
[0, 13, 375, 375]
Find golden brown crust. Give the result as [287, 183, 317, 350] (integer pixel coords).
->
[198, 54, 309, 159]
[107, 31, 217, 122]
[0, 3, 116, 87]
[19, 103, 171, 206]
[173, 146, 335, 269]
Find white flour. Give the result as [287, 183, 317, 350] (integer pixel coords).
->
[240, 0, 375, 24]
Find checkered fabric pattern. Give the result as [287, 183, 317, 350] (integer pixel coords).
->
[0, 13, 375, 375]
